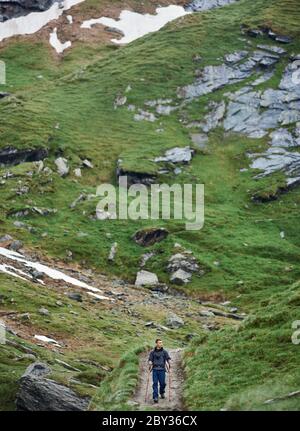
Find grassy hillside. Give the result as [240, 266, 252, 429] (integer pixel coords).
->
[0, 0, 300, 410]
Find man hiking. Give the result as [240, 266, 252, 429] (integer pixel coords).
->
[148, 339, 171, 404]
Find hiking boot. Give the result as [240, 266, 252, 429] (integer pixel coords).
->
[153, 398, 158, 404]
[160, 393, 165, 399]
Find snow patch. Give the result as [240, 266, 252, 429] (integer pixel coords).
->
[49, 27, 71, 53]
[0, 246, 111, 300]
[81, 5, 190, 44]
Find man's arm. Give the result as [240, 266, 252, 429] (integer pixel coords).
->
[148, 350, 154, 371]
[164, 350, 171, 372]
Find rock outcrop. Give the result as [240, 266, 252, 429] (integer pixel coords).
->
[0, 147, 48, 167]
[16, 362, 90, 411]
[0, 0, 57, 21]
[133, 227, 169, 247]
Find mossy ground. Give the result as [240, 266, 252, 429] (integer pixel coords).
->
[0, 0, 300, 410]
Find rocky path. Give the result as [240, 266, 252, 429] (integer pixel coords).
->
[132, 348, 184, 411]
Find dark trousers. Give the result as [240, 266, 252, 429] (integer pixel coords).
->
[152, 369, 166, 399]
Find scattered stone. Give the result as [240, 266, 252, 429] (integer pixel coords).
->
[67, 292, 83, 302]
[133, 227, 169, 247]
[135, 270, 159, 287]
[114, 94, 127, 109]
[38, 308, 50, 317]
[108, 242, 118, 262]
[165, 313, 184, 329]
[0, 234, 13, 243]
[200, 310, 215, 317]
[81, 159, 93, 169]
[140, 252, 155, 268]
[134, 109, 156, 122]
[70, 194, 87, 209]
[167, 252, 200, 274]
[170, 269, 192, 285]
[74, 168, 82, 177]
[154, 147, 194, 164]
[224, 50, 248, 64]
[9, 207, 57, 218]
[54, 157, 69, 177]
[8, 240, 23, 251]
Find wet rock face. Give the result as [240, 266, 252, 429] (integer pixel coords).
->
[116, 160, 157, 187]
[133, 227, 169, 247]
[0, 146, 48, 167]
[0, 0, 57, 21]
[16, 362, 90, 411]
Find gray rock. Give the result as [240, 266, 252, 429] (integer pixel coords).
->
[54, 157, 69, 177]
[70, 194, 87, 209]
[170, 269, 192, 285]
[114, 94, 127, 109]
[16, 362, 89, 411]
[165, 313, 184, 329]
[178, 62, 254, 100]
[0, 234, 13, 243]
[167, 252, 200, 275]
[108, 242, 118, 262]
[67, 293, 83, 302]
[81, 159, 93, 169]
[256, 44, 286, 56]
[9, 240, 23, 251]
[201, 101, 226, 132]
[154, 147, 194, 164]
[190, 133, 209, 148]
[186, 0, 238, 12]
[74, 168, 82, 177]
[38, 307, 50, 316]
[134, 110, 156, 122]
[135, 270, 159, 287]
[224, 50, 248, 64]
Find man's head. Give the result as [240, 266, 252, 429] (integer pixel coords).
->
[155, 339, 163, 349]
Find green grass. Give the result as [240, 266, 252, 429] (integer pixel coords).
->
[90, 345, 148, 411]
[0, 0, 300, 410]
[184, 281, 300, 410]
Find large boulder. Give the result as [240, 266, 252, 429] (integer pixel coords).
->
[16, 362, 90, 411]
[135, 270, 159, 287]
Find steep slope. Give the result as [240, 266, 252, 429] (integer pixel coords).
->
[0, 0, 300, 410]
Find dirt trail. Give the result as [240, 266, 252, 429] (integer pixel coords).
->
[132, 348, 184, 411]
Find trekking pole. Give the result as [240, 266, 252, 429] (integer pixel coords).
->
[168, 367, 171, 402]
[145, 368, 151, 403]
